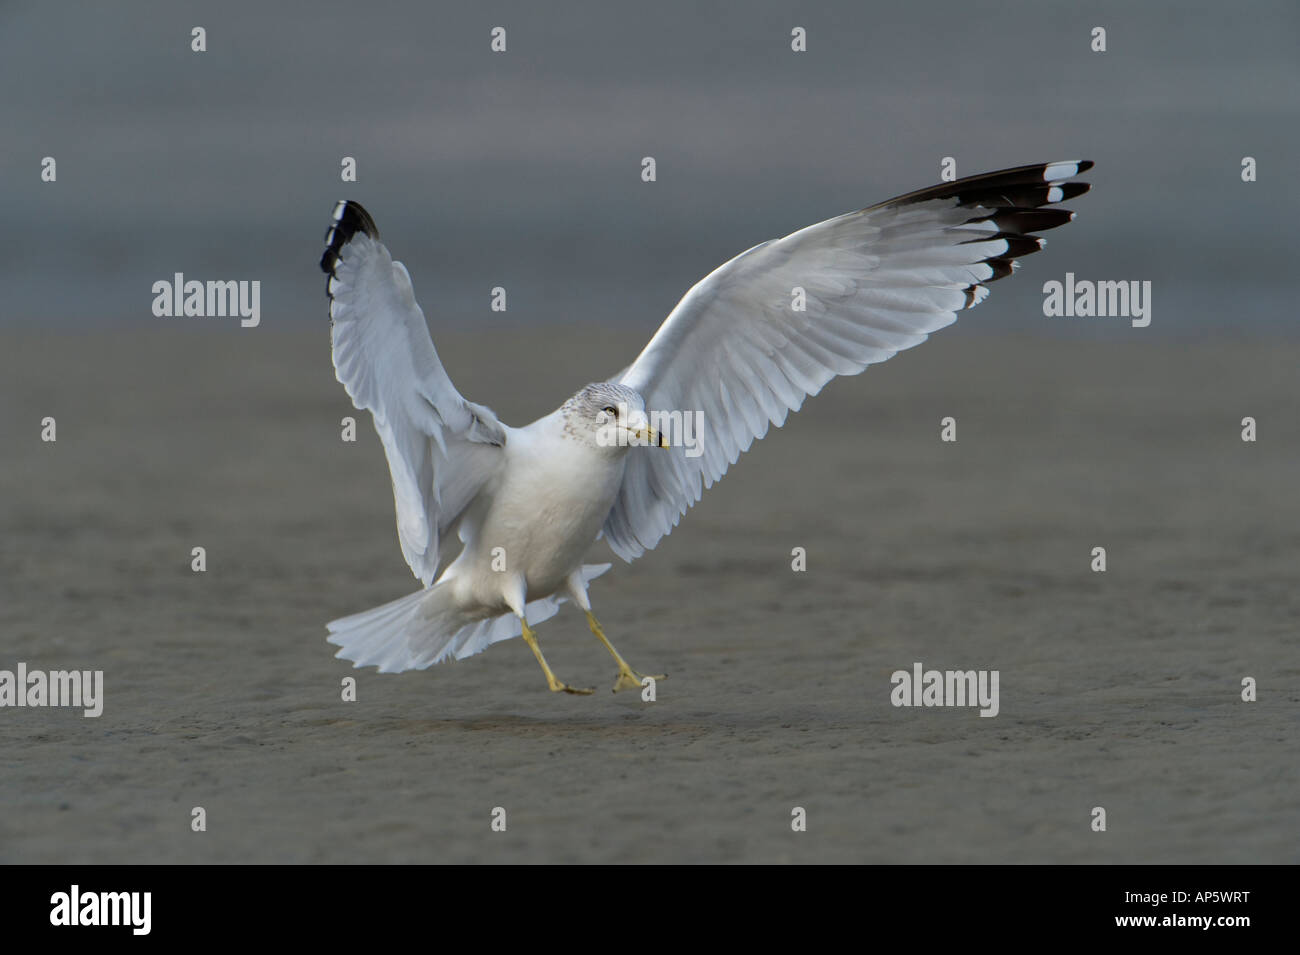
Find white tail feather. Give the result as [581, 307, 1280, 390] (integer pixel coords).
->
[326, 563, 612, 673]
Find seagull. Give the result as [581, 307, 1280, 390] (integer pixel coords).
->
[320, 160, 1093, 693]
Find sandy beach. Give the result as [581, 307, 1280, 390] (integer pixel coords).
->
[1, 326, 1297, 863]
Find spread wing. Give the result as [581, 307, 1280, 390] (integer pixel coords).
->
[321, 201, 506, 585]
[604, 161, 1093, 560]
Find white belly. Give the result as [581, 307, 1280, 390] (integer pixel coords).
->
[448, 420, 626, 610]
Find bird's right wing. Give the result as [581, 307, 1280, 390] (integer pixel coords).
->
[321, 201, 506, 585]
[604, 161, 1093, 561]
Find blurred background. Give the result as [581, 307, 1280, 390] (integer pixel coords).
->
[2, 1, 1299, 864]
[2, 0, 1296, 340]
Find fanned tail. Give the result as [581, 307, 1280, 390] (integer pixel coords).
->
[325, 563, 612, 673]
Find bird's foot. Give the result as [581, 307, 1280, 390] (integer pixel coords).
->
[612, 667, 665, 693]
[548, 676, 595, 695]
[522, 620, 593, 695]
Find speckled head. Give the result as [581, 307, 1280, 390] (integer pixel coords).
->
[560, 382, 664, 452]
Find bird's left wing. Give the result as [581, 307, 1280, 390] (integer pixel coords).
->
[604, 161, 1092, 561]
[322, 200, 506, 585]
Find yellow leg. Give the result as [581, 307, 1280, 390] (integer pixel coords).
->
[585, 611, 665, 693]
[520, 619, 592, 695]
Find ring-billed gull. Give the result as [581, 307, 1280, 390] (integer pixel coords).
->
[319, 161, 1093, 693]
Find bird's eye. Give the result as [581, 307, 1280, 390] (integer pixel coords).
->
[601, 406, 617, 416]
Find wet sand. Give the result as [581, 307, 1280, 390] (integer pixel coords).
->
[1, 326, 1297, 863]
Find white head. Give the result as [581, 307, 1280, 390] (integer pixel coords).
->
[561, 382, 666, 455]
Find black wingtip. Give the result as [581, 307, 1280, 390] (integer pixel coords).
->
[871, 160, 1095, 213]
[872, 161, 1093, 308]
[320, 200, 380, 275]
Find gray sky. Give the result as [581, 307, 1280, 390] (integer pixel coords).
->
[3, 0, 1297, 338]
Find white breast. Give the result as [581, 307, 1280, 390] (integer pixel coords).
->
[456, 410, 626, 607]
